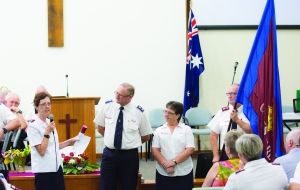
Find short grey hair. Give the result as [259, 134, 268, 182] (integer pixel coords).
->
[120, 82, 135, 96]
[286, 129, 300, 146]
[224, 130, 244, 158]
[235, 134, 263, 161]
[5, 92, 20, 102]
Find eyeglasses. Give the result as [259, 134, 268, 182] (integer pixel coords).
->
[226, 92, 237, 96]
[114, 91, 131, 98]
[39, 102, 51, 107]
[164, 110, 176, 115]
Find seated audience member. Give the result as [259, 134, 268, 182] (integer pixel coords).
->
[0, 86, 10, 104]
[0, 173, 19, 190]
[4, 92, 28, 149]
[289, 161, 300, 190]
[152, 101, 194, 190]
[274, 129, 300, 181]
[208, 83, 251, 163]
[224, 134, 288, 190]
[202, 130, 244, 187]
[0, 103, 21, 179]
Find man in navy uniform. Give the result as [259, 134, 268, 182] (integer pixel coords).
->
[94, 82, 152, 190]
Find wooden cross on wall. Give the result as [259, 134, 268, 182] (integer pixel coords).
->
[59, 114, 77, 139]
[48, 0, 64, 47]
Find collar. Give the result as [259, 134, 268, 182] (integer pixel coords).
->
[244, 158, 268, 169]
[117, 101, 132, 110]
[228, 104, 243, 112]
[289, 147, 300, 154]
[161, 123, 184, 129]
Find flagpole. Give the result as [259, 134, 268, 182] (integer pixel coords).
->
[220, 62, 239, 161]
[227, 61, 239, 107]
[231, 61, 239, 85]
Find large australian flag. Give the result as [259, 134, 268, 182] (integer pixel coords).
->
[183, 9, 205, 115]
[236, 0, 284, 162]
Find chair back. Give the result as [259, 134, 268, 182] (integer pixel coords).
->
[282, 105, 293, 113]
[185, 107, 212, 126]
[1, 131, 14, 152]
[293, 98, 300, 113]
[149, 108, 165, 129]
[12, 128, 22, 148]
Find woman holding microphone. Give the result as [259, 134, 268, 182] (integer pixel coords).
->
[27, 92, 77, 190]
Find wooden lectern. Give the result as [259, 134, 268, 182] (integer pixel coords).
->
[51, 97, 100, 163]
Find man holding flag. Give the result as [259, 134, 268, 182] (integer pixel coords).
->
[235, 0, 284, 162]
[183, 9, 205, 115]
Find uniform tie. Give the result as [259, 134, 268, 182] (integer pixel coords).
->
[114, 106, 124, 149]
[231, 121, 237, 130]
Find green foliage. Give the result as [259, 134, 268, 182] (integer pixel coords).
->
[3, 145, 30, 167]
[62, 152, 100, 175]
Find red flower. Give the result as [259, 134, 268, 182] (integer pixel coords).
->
[64, 156, 71, 162]
[76, 157, 81, 164]
[69, 152, 74, 157]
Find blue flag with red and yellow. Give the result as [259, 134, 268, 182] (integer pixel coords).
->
[236, 0, 284, 162]
[183, 9, 205, 115]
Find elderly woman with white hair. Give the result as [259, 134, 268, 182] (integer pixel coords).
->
[224, 134, 288, 190]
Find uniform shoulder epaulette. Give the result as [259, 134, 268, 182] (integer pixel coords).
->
[272, 163, 281, 166]
[136, 105, 144, 112]
[235, 169, 245, 174]
[105, 100, 113, 104]
[222, 106, 229, 112]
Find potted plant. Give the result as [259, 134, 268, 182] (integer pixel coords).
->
[3, 145, 30, 172]
[62, 152, 100, 175]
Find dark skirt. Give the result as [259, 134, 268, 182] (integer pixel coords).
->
[155, 170, 193, 190]
[34, 166, 65, 190]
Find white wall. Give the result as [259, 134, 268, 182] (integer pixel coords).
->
[0, 0, 299, 118]
[192, 0, 300, 25]
[0, 0, 186, 115]
[199, 30, 300, 114]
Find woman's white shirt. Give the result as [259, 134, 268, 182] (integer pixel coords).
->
[152, 123, 195, 176]
[27, 115, 62, 173]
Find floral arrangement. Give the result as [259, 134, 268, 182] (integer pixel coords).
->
[62, 152, 100, 175]
[2, 145, 30, 171]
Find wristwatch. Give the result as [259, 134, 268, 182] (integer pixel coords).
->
[2, 128, 8, 134]
[172, 159, 178, 165]
[16, 110, 23, 114]
[44, 134, 50, 139]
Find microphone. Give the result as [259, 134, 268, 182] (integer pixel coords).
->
[48, 114, 54, 122]
[66, 74, 69, 97]
[234, 61, 239, 71]
[48, 114, 54, 134]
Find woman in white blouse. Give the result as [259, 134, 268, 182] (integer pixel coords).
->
[27, 92, 76, 190]
[152, 101, 195, 190]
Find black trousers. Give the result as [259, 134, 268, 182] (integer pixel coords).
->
[155, 170, 194, 190]
[34, 166, 65, 190]
[100, 147, 139, 190]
